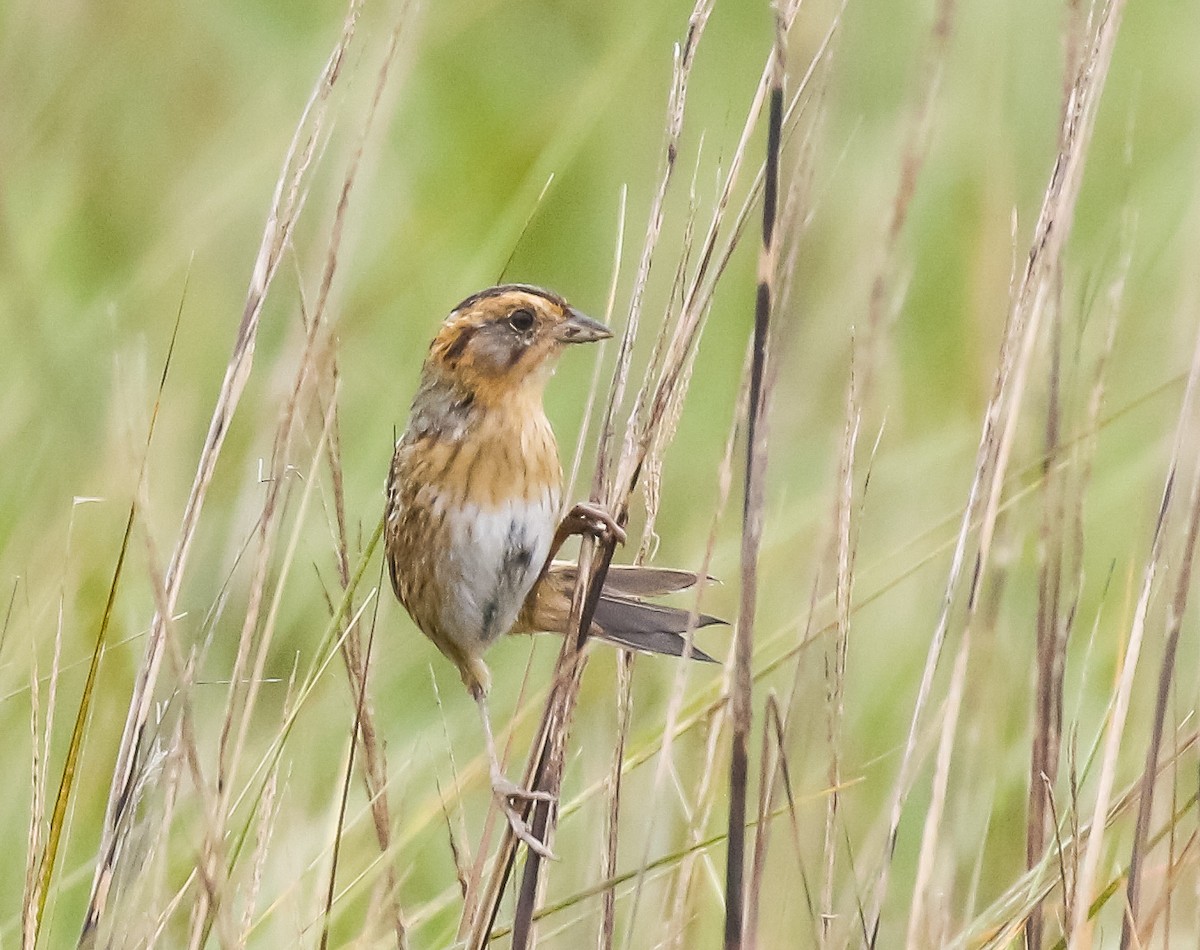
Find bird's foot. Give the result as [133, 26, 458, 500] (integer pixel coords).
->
[563, 502, 627, 547]
[492, 773, 557, 860]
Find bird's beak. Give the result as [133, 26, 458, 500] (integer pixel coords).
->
[556, 308, 612, 344]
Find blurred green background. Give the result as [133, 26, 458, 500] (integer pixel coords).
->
[3, 0, 1200, 945]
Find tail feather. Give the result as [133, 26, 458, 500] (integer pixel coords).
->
[593, 593, 721, 663]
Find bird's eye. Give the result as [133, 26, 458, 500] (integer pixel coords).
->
[508, 308, 535, 334]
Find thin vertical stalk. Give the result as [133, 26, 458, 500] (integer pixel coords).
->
[726, 11, 784, 950]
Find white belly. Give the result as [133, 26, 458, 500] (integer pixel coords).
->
[437, 487, 559, 650]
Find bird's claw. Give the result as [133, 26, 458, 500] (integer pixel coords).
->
[492, 774, 555, 803]
[492, 775, 557, 860]
[565, 502, 627, 546]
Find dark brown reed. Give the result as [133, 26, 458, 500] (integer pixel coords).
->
[725, 9, 785, 950]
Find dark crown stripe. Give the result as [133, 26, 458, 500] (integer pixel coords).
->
[451, 283, 566, 314]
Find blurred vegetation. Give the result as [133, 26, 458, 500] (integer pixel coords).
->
[3, 0, 1200, 945]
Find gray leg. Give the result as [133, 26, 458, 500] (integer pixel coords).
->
[471, 685, 556, 860]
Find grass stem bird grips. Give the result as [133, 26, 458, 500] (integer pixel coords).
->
[385, 284, 719, 857]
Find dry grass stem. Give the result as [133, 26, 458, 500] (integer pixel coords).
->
[862, 0, 957, 392]
[664, 366, 746, 950]
[1080, 304, 1200, 946]
[904, 635, 970, 948]
[868, 2, 1128, 940]
[82, 0, 368, 936]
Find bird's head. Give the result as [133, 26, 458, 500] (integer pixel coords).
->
[424, 284, 611, 403]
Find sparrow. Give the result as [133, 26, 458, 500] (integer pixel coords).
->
[385, 284, 719, 856]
